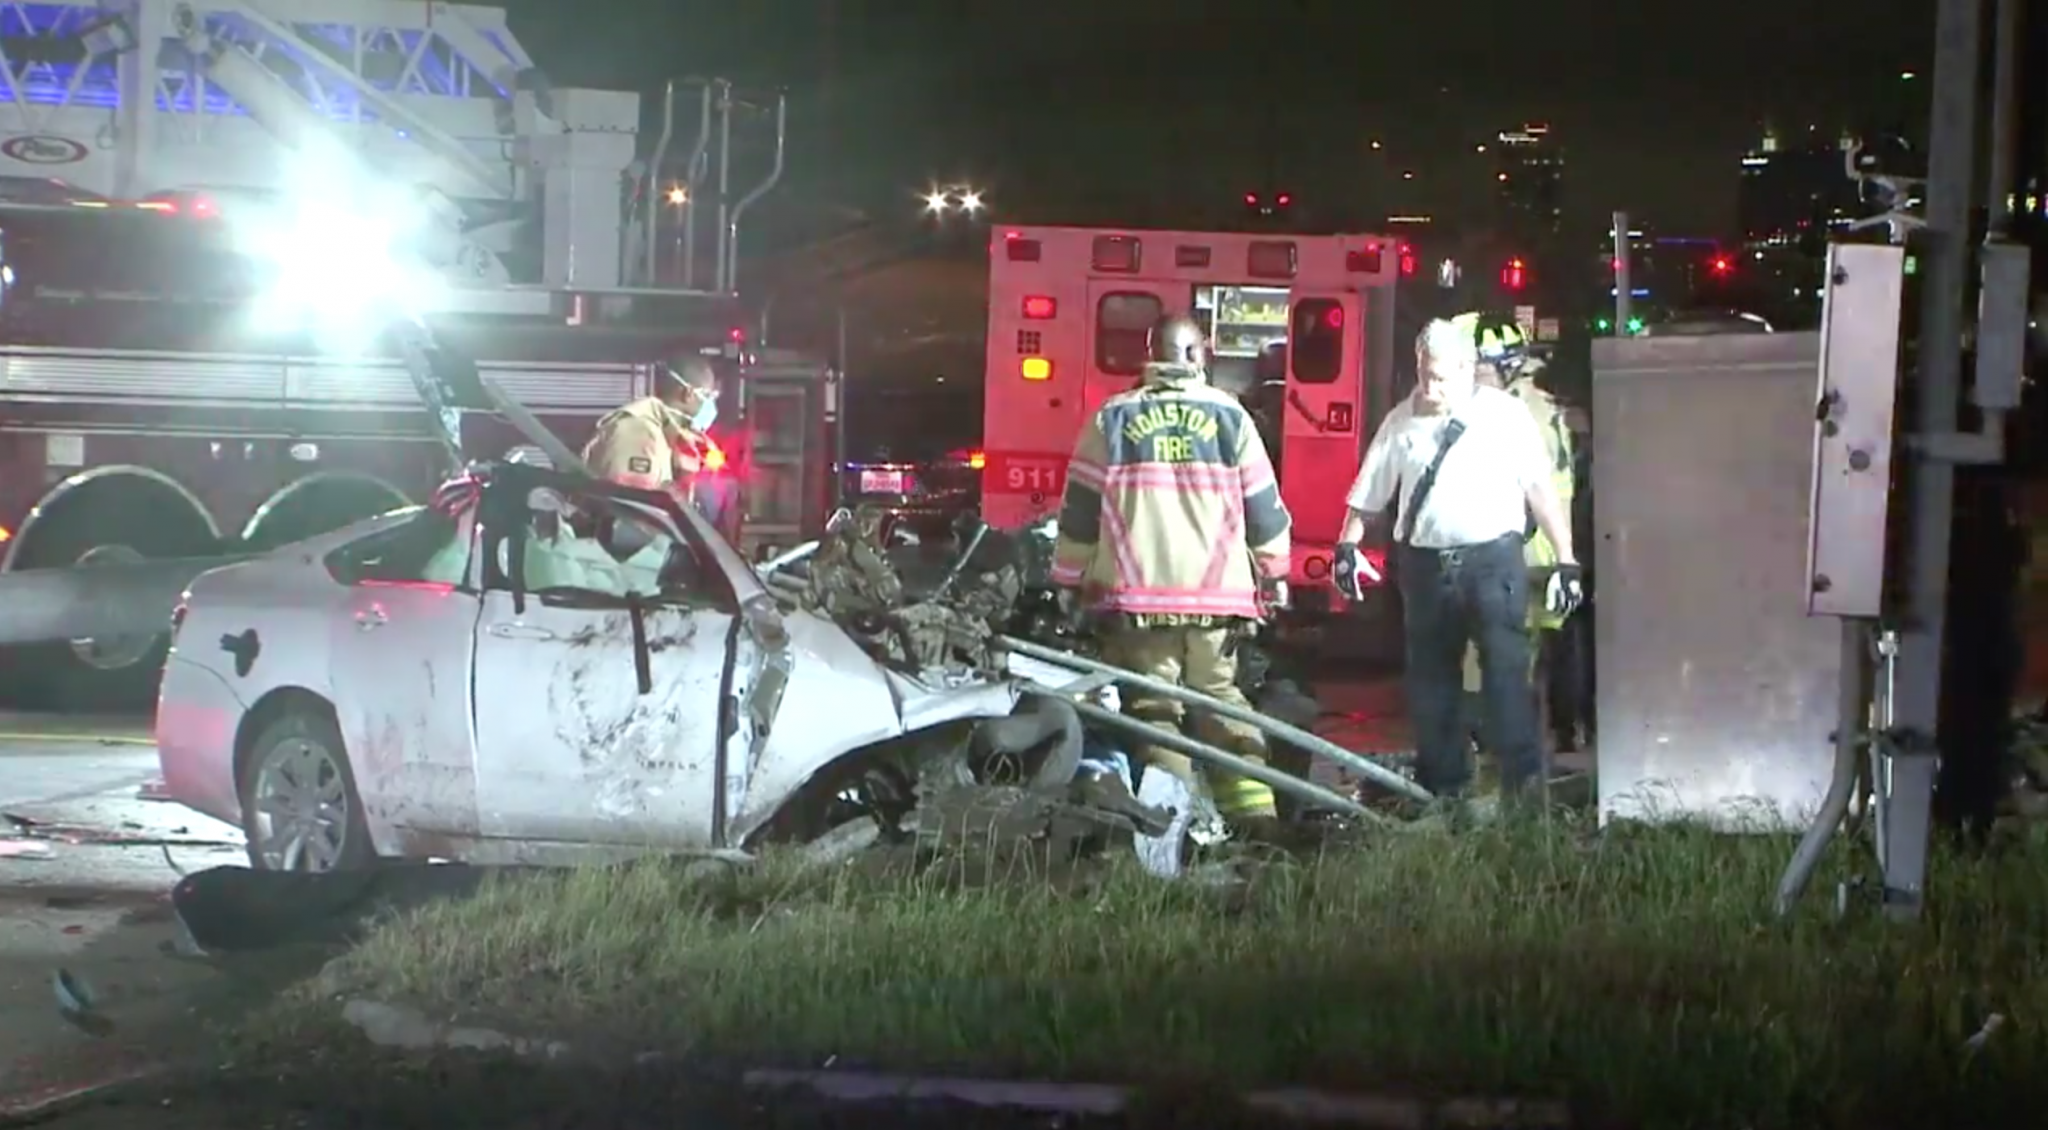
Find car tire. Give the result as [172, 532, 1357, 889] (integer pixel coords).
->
[236, 710, 378, 873]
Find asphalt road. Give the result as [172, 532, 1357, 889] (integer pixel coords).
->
[0, 713, 247, 1113]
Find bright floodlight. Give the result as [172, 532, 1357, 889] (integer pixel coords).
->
[923, 190, 950, 213]
[232, 143, 445, 350]
[666, 185, 687, 205]
[959, 190, 983, 212]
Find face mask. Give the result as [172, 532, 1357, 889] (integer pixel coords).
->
[689, 398, 718, 432]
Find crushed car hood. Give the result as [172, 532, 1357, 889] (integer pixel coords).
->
[732, 608, 1021, 838]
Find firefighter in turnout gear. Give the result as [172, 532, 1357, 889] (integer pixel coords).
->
[1052, 311, 1293, 828]
[581, 357, 722, 491]
[1460, 315, 1579, 763]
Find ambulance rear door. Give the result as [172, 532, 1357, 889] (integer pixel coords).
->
[982, 230, 1089, 529]
[1280, 288, 1366, 585]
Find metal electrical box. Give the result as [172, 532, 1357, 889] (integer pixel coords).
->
[1593, 331, 1843, 829]
[1805, 244, 1907, 617]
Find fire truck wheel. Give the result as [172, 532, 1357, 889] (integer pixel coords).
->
[2, 478, 220, 712]
[241, 475, 410, 553]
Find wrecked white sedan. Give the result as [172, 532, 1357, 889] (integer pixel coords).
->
[154, 461, 1048, 872]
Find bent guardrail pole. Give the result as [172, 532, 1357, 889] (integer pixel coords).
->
[1050, 693, 1384, 826]
[998, 635, 1432, 805]
[0, 555, 253, 647]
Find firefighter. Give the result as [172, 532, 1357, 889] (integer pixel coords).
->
[1050, 310, 1293, 832]
[1459, 315, 1579, 770]
[581, 357, 721, 490]
[1331, 314, 1581, 807]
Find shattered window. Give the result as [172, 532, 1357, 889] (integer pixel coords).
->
[501, 495, 708, 604]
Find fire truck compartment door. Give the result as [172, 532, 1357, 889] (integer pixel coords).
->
[1280, 290, 1365, 556]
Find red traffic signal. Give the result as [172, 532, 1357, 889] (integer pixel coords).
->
[1709, 255, 1732, 275]
[1501, 257, 1527, 291]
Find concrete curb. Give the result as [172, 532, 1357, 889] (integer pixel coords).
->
[341, 999, 1572, 1128]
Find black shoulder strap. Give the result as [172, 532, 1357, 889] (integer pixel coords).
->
[1395, 418, 1467, 546]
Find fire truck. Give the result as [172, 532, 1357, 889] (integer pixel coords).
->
[0, 0, 830, 708]
[980, 226, 1400, 619]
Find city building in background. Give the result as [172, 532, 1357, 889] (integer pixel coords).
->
[1494, 123, 1563, 242]
[1734, 126, 1867, 329]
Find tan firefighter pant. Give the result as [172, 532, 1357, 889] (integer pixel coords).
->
[1099, 622, 1278, 819]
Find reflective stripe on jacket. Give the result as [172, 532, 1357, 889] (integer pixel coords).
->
[1052, 365, 1292, 617]
[1510, 380, 1576, 629]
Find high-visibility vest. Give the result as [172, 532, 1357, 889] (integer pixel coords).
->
[1509, 379, 1577, 629]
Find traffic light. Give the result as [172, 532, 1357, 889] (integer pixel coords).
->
[1398, 243, 1417, 276]
[1709, 254, 1732, 276]
[1501, 257, 1526, 291]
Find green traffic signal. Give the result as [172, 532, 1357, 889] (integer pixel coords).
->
[1625, 317, 1644, 334]
[1594, 317, 1611, 332]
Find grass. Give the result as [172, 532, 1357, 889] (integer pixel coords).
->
[248, 817, 2048, 1128]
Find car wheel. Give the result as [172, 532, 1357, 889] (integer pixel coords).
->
[237, 711, 377, 873]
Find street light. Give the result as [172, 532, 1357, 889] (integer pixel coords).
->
[666, 185, 687, 206]
[920, 183, 986, 216]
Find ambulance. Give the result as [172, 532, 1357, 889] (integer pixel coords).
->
[980, 226, 1401, 614]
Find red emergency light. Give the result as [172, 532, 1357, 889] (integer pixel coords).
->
[1709, 255, 1732, 275]
[701, 440, 728, 472]
[1021, 295, 1057, 319]
[1346, 243, 1383, 273]
[1322, 305, 1344, 329]
[968, 450, 987, 470]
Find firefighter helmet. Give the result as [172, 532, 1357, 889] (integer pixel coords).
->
[1469, 312, 1532, 381]
[1146, 312, 1209, 370]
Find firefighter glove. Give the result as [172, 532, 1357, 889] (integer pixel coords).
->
[1332, 542, 1377, 602]
[1544, 563, 1585, 620]
[1259, 577, 1290, 616]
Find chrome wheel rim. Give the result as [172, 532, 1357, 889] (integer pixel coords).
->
[250, 736, 351, 871]
[67, 544, 158, 670]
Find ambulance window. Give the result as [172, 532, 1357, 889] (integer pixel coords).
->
[1095, 292, 1163, 376]
[1290, 298, 1345, 384]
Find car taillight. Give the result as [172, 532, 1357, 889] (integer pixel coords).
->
[1022, 295, 1056, 319]
[1020, 357, 1052, 381]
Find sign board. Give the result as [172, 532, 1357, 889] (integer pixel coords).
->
[1513, 305, 1537, 339]
[1536, 318, 1561, 342]
[0, 135, 87, 164]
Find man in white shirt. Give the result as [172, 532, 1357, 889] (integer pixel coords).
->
[1330, 315, 1582, 804]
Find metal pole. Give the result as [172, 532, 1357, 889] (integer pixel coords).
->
[834, 303, 849, 509]
[724, 93, 788, 293]
[0, 556, 252, 647]
[712, 80, 734, 294]
[1610, 211, 1630, 331]
[1879, 0, 1984, 921]
[680, 84, 712, 290]
[643, 80, 676, 287]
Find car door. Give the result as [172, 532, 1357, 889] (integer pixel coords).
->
[325, 506, 485, 839]
[468, 480, 737, 850]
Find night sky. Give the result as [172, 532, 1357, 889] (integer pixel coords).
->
[505, 0, 1933, 233]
